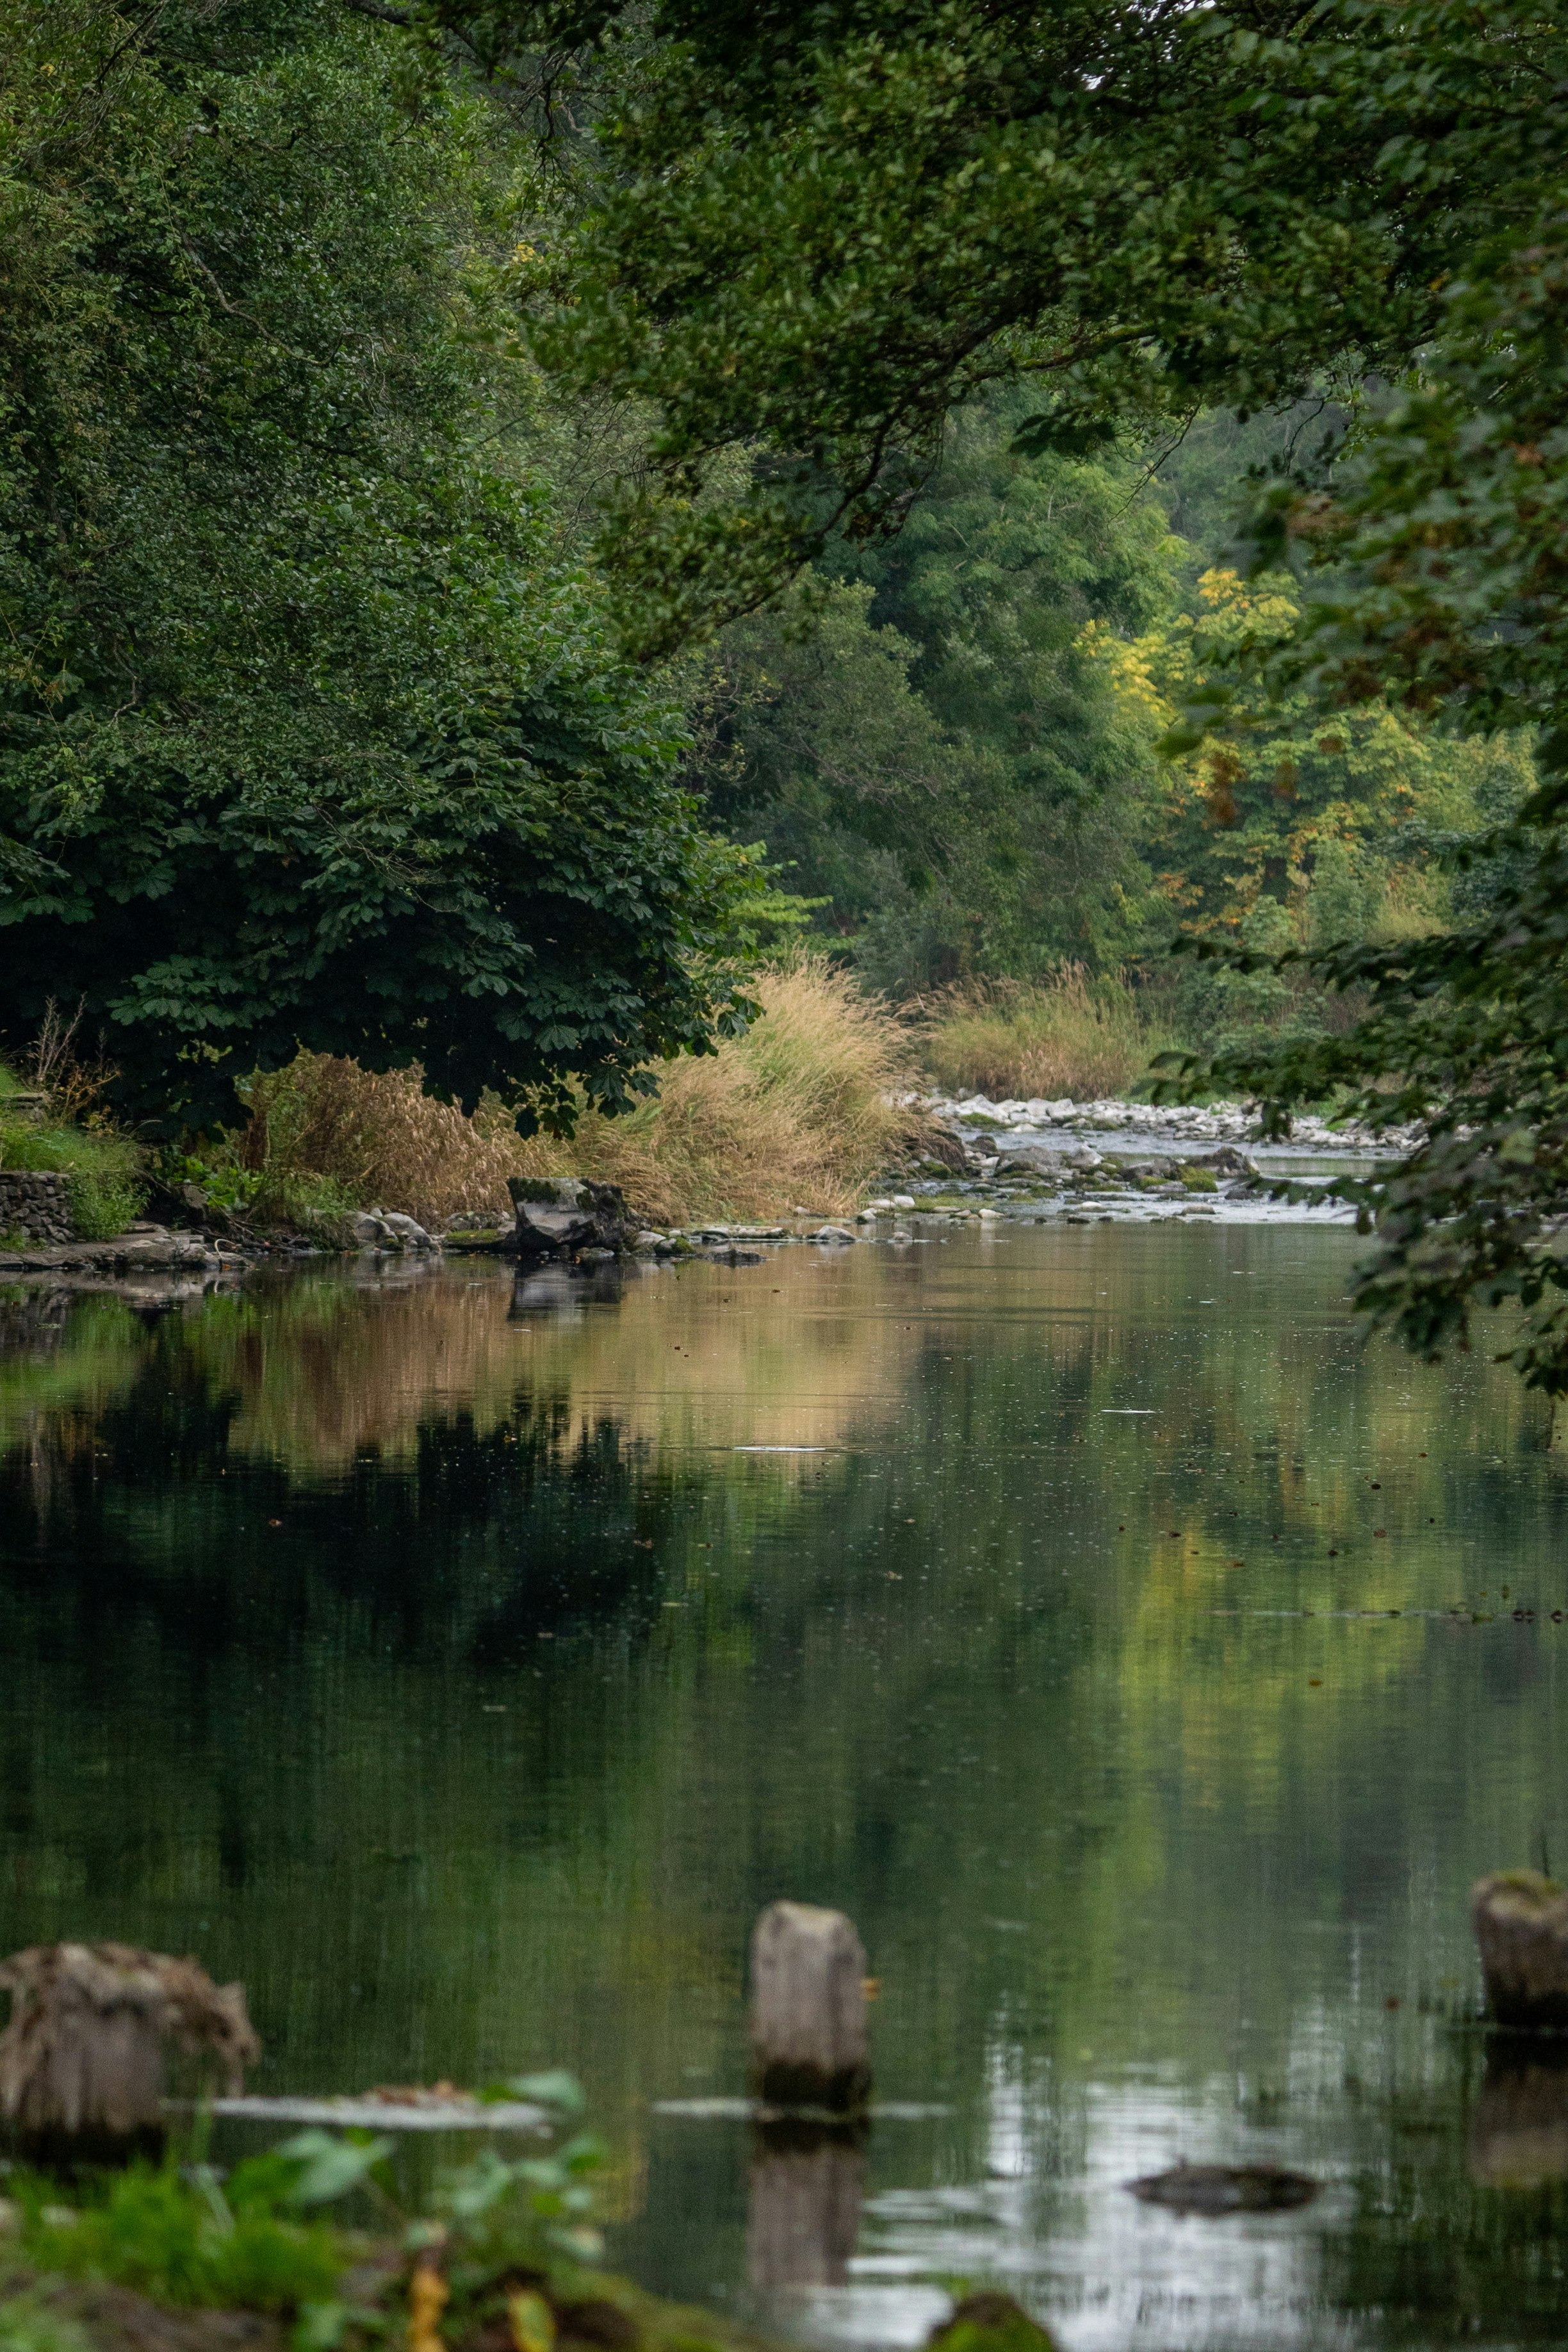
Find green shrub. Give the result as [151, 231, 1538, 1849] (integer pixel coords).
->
[17, 2161, 344, 2313]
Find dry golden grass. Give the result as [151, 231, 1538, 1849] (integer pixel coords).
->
[917, 967, 1183, 1103]
[240, 1057, 523, 1230]
[238, 957, 917, 1229]
[511, 958, 915, 1222]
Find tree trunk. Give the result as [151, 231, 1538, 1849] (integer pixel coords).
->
[1472, 1871, 1568, 2028]
[0, 1942, 259, 2163]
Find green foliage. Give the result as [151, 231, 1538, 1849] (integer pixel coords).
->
[465, 0, 1568, 1389]
[0, 1080, 146, 1239]
[1098, 568, 1539, 1056]
[0, 2294, 92, 2352]
[5, 2093, 604, 2328]
[697, 399, 1178, 990]
[1144, 213, 1568, 1396]
[13, 2158, 346, 2312]
[498, 0, 1533, 639]
[0, 3, 760, 1136]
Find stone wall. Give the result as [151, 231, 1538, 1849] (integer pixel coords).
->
[0, 1171, 76, 1245]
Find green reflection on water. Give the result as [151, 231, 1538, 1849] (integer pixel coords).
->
[3, 1229, 1568, 2348]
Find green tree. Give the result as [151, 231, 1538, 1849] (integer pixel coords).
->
[698, 402, 1176, 990]
[0, 1, 758, 1132]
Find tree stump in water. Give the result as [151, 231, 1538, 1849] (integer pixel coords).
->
[0, 1942, 260, 2162]
[748, 1902, 870, 2114]
[1473, 1871, 1568, 2028]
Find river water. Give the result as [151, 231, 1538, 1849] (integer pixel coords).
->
[3, 1227, 1567, 2348]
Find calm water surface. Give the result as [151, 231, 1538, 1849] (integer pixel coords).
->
[3, 1227, 1567, 2349]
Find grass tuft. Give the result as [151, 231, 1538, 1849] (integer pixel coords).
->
[917, 967, 1184, 1103]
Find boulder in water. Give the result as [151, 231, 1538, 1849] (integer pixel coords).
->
[505, 1177, 639, 1260]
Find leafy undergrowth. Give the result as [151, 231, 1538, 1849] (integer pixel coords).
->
[0, 2080, 674, 2352]
[0, 2084, 1052, 2352]
[0, 1063, 145, 1243]
[918, 968, 1184, 1104]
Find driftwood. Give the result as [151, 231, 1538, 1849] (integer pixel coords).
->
[746, 2123, 864, 2289]
[748, 1902, 870, 2113]
[1472, 1870, 1568, 2027]
[0, 1942, 260, 2159]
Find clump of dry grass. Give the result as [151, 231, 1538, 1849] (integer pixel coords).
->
[236, 956, 918, 1229]
[510, 956, 917, 1221]
[238, 1058, 521, 1230]
[917, 967, 1184, 1103]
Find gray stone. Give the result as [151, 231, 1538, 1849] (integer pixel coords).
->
[378, 1211, 438, 1251]
[0, 1170, 77, 1246]
[810, 1225, 856, 1246]
[505, 1176, 639, 1260]
[997, 1144, 1102, 1178]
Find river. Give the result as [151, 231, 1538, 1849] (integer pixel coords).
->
[3, 1226, 1566, 2348]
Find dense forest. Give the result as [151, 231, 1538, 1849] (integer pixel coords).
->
[6, 0, 1568, 1382]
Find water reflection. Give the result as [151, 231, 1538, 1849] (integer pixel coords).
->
[4, 1229, 1568, 2348]
[749, 2124, 867, 2291]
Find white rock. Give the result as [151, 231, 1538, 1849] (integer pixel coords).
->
[380, 1211, 436, 1250]
[892, 1193, 916, 1209]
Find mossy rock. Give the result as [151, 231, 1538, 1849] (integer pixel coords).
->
[926, 2293, 1057, 2352]
[1177, 1167, 1219, 1193]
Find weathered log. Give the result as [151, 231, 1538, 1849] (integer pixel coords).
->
[0, 1942, 259, 2162]
[746, 2121, 864, 2289]
[748, 1902, 870, 2114]
[1472, 1870, 1568, 2028]
[1469, 2046, 1568, 2187]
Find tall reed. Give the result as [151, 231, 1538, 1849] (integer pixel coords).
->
[917, 967, 1183, 1103]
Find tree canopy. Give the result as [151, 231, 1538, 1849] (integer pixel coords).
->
[0, 0, 758, 1131]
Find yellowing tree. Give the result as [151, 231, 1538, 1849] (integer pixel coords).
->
[1102, 571, 1533, 960]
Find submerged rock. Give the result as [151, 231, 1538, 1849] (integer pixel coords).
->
[927, 2292, 1057, 2352]
[1127, 2160, 1318, 2214]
